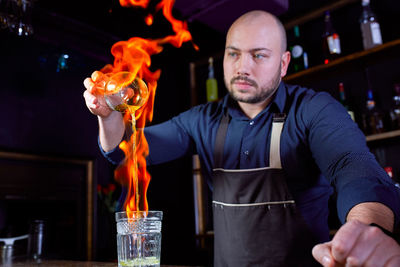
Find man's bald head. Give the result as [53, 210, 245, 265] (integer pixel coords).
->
[227, 10, 287, 53]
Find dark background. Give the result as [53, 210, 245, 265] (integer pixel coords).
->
[1, 0, 400, 266]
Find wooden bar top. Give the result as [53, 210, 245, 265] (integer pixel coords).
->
[6, 259, 198, 267]
[9, 260, 116, 266]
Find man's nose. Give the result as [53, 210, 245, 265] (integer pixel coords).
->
[236, 54, 251, 76]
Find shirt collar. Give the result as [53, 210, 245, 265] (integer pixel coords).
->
[273, 81, 287, 114]
[222, 81, 287, 118]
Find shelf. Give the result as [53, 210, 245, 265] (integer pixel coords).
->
[284, 39, 400, 83]
[283, 0, 359, 30]
[366, 130, 400, 142]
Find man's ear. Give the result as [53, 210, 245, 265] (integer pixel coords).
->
[280, 51, 291, 77]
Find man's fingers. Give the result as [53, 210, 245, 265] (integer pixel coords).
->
[84, 75, 107, 96]
[83, 78, 94, 91]
[83, 72, 113, 118]
[91, 71, 104, 82]
[83, 90, 98, 110]
[87, 71, 108, 95]
[314, 221, 400, 267]
[312, 242, 335, 267]
[342, 225, 383, 266]
[361, 235, 400, 266]
[330, 220, 364, 263]
[386, 255, 400, 267]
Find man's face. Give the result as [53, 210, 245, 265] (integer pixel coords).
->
[223, 17, 288, 104]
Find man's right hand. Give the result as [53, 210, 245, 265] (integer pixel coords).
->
[83, 71, 125, 152]
[83, 71, 113, 118]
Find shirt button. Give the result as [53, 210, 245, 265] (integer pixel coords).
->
[244, 150, 249, 156]
[249, 121, 254, 126]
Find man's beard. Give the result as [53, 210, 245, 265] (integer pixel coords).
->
[226, 67, 281, 104]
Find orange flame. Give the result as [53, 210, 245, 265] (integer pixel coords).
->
[145, 14, 154, 26]
[96, 0, 197, 213]
[119, 0, 150, 9]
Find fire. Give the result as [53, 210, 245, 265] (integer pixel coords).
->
[95, 0, 197, 213]
[119, 0, 150, 9]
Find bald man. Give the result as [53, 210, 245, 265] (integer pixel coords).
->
[84, 10, 400, 266]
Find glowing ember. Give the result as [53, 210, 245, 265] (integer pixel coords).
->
[93, 0, 197, 213]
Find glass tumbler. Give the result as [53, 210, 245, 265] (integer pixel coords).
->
[115, 211, 163, 267]
[27, 220, 45, 260]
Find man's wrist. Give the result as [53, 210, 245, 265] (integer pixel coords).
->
[347, 202, 394, 231]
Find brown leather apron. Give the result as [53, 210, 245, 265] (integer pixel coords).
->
[212, 112, 319, 267]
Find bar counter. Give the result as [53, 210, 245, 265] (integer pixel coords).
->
[7, 260, 197, 267]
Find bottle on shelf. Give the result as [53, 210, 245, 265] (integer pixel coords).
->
[206, 57, 218, 102]
[362, 88, 385, 134]
[384, 166, 400, 189]
[322, 10, 341, 64]
[289, 25, 309, 73]
[338, 82, 355, 121]
[359, 0, 383, 50]
[388, 83, 400, 130]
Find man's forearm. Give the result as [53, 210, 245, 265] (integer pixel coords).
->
[346, 202, 394, 231]
[98, 111, 124, 152]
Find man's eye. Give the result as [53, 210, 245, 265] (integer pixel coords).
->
[228, 52, 238, 57]
[253, 54, 266, 59]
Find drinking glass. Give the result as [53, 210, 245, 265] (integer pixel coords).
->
[115, 211, 163, 267]
[104, 72, 149, 113]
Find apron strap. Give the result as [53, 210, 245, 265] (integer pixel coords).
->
[213, 111, 286, 169]
[270, 113, 286, 169]
[214, 110, 230, 168]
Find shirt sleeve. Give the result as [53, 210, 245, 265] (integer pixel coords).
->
[99, 105, 198, 167]
[145, 115, 194, 165]
[304, 91, 400, 225]
[98, 136, 125, 165]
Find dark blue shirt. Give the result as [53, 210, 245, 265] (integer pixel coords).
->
[103, 81, 400, 242]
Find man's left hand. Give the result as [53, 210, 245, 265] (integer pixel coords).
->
[312, 220, 400, 266]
